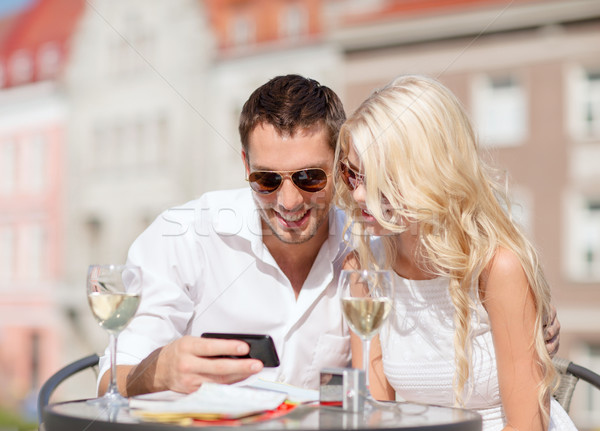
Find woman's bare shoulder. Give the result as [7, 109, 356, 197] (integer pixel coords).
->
[480, 246, 527, 300]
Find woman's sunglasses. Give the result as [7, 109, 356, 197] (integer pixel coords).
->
[339, 161, 366, 190]
[247, 168, 329, 194]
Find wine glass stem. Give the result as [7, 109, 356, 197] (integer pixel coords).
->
[107, 333, 120, 396]
[363, 337, 371, 397]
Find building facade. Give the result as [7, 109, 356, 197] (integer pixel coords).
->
[0, 0, 83, 413]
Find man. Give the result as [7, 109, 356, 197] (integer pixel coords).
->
[99, 75, 350, 396]
[99, 74, 559, 396]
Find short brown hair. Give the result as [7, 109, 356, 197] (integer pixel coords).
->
[239, 74, 346, 154]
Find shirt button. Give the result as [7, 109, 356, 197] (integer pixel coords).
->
[279, 374, 286, 382]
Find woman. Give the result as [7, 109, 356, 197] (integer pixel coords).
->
[335, 75, 576, 430]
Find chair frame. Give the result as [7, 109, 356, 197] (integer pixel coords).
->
[37, 353, 99, 424]
[553, 356, 600, 413]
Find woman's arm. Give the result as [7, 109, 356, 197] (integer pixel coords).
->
[369, 335, 396, 400]
[349, 331, 394, 400]
[481, 247, 547, 431]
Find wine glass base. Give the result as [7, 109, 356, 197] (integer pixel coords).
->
[364, 397, 413, 413]
[87, 392, 129, 409]
[365, 396, 386, 407]
[86, 394, 127, 422]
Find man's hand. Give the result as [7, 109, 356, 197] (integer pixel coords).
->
[100, 336, 264, 397]
[150, 335, 264, 394]
[544, 304, 560, 358]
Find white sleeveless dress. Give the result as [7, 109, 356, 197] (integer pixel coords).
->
[379, 274, 578, 430]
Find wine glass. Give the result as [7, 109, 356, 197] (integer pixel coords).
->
[340, 269, 394, 401]
[87, 264, 142, 408]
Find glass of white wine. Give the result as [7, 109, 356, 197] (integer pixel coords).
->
[340, 269, 394, 400]
[87, 264, 142, 408]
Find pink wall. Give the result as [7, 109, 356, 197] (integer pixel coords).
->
[0, 121, 64, 406]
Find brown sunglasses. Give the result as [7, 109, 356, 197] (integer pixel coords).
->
[247, 168, 329, 194]
[339, 161, 366, 190]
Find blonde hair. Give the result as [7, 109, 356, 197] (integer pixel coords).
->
[335, 75, 555, 415]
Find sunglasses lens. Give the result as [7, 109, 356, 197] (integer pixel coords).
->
[292, 169, 328, 192]
[340, 162, 357, 190]
[248, 171, 282, 194]
[249, 169, 328, 194]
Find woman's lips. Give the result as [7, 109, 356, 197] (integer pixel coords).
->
[360, 209, 376, 222]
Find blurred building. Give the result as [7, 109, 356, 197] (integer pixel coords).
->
[0, 0, 218, 414]
[61, 0, 215, 360]
[0, 0, 83, 412]
[0, 0, 598, 428]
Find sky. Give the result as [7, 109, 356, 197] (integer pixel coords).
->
[0, 0, 34, 17]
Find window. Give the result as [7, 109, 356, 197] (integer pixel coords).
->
[585, 70, 600, 137]
[584, 345, 600, 423]
[27, 224, 46, 281]
[157, 115, 168, 162]
[142, 114, 168, 167]
[93, 122, 120, 173]
[29, 133, 46, 192]
[17, 133, 46, 193]
[472, 73, 527, 147]
[93, 115, 169, 173]
[138, 119, 152, 168]
[38, 42, 61, 80]
[121, 122, 138, 168]
[0, 140, 16, 195]
[109, 13, 154, 78]
[507, 187, 533, 235]
[565, 194, 600, 281]
[30, 331, 40, 389]
[10, 49, 34, 84]
[92, 125, 109, 171]
[0, 226, 15, 283]
[86, 216, 102, 265]
[572, 343, 600, 426]
[280, 4, 308, 40]
[231, 13, 255, 46]
[582, 200, 600, 278]
[568, 66, 600, 140]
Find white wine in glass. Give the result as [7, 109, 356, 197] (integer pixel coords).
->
[87, 264, 142, 408]
[88, 292, 141, 334]
[342, 297, 392, 339]
[339, 269, 394, 399]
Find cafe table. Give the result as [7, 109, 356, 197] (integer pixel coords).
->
[41, 399, 482, 431]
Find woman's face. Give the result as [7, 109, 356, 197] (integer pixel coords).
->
[345, 145, 393, 237]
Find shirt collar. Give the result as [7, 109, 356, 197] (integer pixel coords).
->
[210, 188, 349, 266]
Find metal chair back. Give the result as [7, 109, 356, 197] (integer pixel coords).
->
[553, 356, 600, 413]
[37, 353, 100, 424]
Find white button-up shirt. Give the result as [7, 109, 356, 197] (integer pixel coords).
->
[99, 188, 351, 390]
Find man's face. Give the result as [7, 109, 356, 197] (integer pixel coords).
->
[243, 123, 335, 245]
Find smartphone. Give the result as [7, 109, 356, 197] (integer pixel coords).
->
[200, 333, 280, 367]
